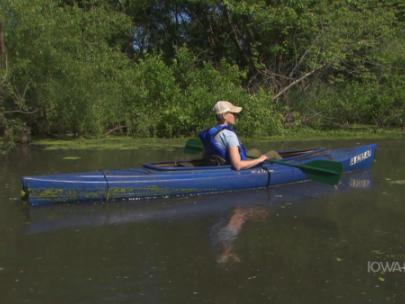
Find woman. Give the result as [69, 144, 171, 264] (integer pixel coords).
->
[199, 100, 278, 170]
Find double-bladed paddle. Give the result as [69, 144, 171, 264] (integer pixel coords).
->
[184, 138, 343, 185]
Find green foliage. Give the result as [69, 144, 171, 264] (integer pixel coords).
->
[121, 54, 181, 137]
[3, 0, 133, 135]
[237, 89, 283, 136]
[289, 23, 405, 129]
[291, 75, 405, 129]
[169, 47, 249, 135]
[0, 0, 404, 146]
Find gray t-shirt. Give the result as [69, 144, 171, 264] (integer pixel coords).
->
[214, 127, 240, 150]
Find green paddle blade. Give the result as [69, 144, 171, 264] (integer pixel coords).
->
[298, 160, 343, 185]
[268, 159, 343, 185]
[184, 138, 204, 154]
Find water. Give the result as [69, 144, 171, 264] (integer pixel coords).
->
[1, 139, 405, 303]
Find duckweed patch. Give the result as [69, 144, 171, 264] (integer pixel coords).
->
[63, 156, 81, 160]
[31, 188, 106, 201]
[34, 137, 187, 151]
[31, 188, 66, 198]
[107, 185, 200, 198]
[248, 127, 405, 143]
[32, 129, 404, 152]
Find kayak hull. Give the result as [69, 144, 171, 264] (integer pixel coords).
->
[22, 144, 376, 206]
[25, 170, 373, 234]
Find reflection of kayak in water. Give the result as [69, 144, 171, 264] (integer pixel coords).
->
[24, 171, 373, 234]
[21, 144, 376, 206]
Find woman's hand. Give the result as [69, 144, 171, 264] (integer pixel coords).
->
[257, 154, 268, 163]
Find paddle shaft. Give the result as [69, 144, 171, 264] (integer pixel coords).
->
[267, 159, 340, 175]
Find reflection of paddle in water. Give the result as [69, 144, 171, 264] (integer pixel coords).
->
[211, 206, 269, 264]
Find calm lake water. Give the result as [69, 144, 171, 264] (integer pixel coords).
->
[1, 139, 405, 303]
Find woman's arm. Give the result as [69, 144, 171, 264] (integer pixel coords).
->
[228, 147, 268, 171]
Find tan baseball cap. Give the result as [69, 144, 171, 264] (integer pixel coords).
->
[213, 100, 242, 115]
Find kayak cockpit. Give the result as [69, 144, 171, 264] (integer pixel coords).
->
[143, 148, 323, 171]
[143, 159, 226, 171]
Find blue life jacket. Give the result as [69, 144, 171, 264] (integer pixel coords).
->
[198, 124, 247, 163]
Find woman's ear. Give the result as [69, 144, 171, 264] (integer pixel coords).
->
[216, 114, 225, 123]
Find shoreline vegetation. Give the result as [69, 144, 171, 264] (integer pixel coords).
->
[26, 128, 404, 151]
[1, 1, 404, 150]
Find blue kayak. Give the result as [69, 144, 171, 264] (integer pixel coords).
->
[21, 144, 376, 206]
[25, 170, 373, 234]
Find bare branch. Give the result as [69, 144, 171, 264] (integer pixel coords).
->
[272, 65, 326, 101]
[105, 124, 126, 135]
[289, 34, 322, 78]
[289, 47, 311, 78]
[4, 109, 38, 115]
[260, 69, 295, 81]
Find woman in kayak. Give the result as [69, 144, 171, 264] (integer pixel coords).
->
[199, 100, 281, 170]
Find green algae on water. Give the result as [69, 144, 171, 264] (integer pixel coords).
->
[34, 137, 187, 151]
[32, 128, 404, 151]
[63, 156, 81, 160]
